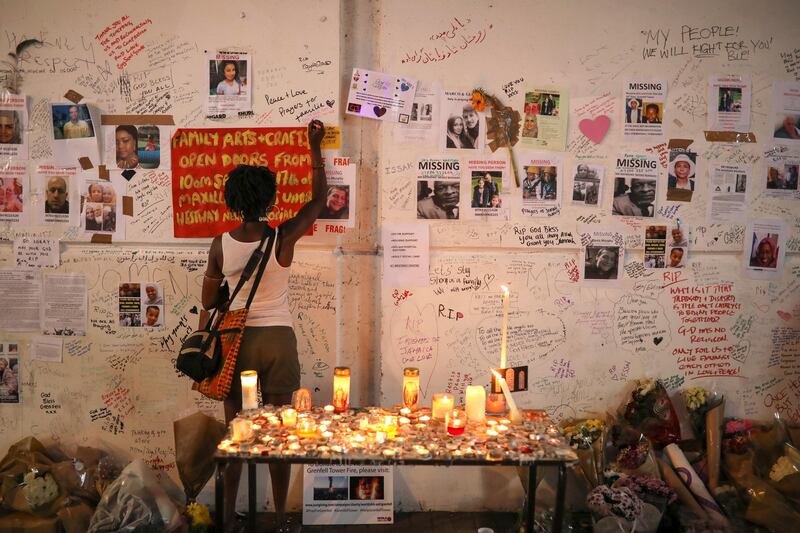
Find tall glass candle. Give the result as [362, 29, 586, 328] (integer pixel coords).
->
[500, 285, 510, 369]
[402, 367, 420, 411]
[240, 370, 259, 411]
[293, 387, 312, 412]
[465, 385, 486, 422]
[333, 367, 351, 413]
[431, 393, 454, 420]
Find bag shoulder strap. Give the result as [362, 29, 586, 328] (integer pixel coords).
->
[244, 226, 277, 309]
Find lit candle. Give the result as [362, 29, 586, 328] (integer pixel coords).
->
[323, 404, 335, 414]
[431, 393, 455, 420]
[231, 418, 253, 442]
[446, 410, 465, 436]
[402, 367, 420, 410]
[375, 431, 386, 444]
[490, 369, 521, 424]
[465, 385, 486, 423]
[333, 367, 351, 413]
[240, 370, 259, 411]
[296, 418, 317, 438]
[500, 285, 510, 369]
[382, 448, 396, 457]
[281, 408, 297, 427]
[293, 387, 312, 412]
[486, 392, 506, 414]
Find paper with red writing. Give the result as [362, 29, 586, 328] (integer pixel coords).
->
[171, 127, 313, 238]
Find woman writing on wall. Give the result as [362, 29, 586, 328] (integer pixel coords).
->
[202, 119, 326, 531]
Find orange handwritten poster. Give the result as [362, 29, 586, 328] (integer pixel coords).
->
[171, 127, 312, 238]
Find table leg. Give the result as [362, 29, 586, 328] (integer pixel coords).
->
[248, 461, 257, 532]
[526, 465, 537, 533]
[553, 463, 568, 533]
[215, 461, 224, 531]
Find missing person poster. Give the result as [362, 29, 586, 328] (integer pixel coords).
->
[520, 87, 568, 150]
[708, 162, 749, 224]
[319, 157, 356, 229]
[570, 162, 604, 207]
[644, 224, 688, 269]
[51, 103, 100, 165]
[303, 465, 393, 525]
[0, 92, 28, 160]
[394, 81, 440, 146]
[416, 157, 462, 220]
[119, 282, 164, 328]
[612, 153, 658, 218]
[0, 162, 26, 224]
[37, 163, 77, 225]
[0, 343, 20, 404]
[466, 158, 507, 219]
[623, 79, 666, 139]
[206, 52, 252, 117]
[582, 230, 624, 286]
[517, 151, 561, 217]
[707, 75, 751, 132]
[743, 219, 786, 280]
[764, 151, 800, 199]
[771, 81, 800, 143]
[101, 115, 174, 170]
[441, 90, 484, 151]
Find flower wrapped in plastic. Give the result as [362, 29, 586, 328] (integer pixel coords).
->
[587, 485, 644, 532]
[768, 442, 800, 501]
[608, 425, 660, 479]
[562, 417, 606, 487]
[681, 386, 725, 489]
[21, 469, 60, 509]
[186, 501, 213, 533]
[612, 475, 677, 533]
[622, 379, 681, 448]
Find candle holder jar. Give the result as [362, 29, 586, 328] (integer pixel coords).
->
[333, 367, 351, 413]
[431, 393, 454, 420]
[281, 408, 297, 428]
[446, 409, 466, 436]
[485, 392, 506, 415]
[402, 367, 420, 411]
[240, 370, 259, 411]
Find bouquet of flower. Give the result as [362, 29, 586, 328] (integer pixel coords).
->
[587, 485, 644, 532]
[562, 417, 606, 486]
[769, 445, 800, 500]
[613, 475, 677, 506]
[681, 387, 725, 489]
[608, 425, 660, 479]
[622, 379, 681, 448]
[21, 469, 59, 509]
[186, 501, 213, 532]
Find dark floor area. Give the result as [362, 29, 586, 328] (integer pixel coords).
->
[238, 511, 520, 532]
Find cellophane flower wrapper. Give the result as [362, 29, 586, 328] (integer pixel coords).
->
[622, 379, 681, 448]
[769, 443, 800, 501]
[744, 480, 800, 533]
[586, 485, 643, 528]
[657, 457, 707, 520]
[608, 424, 661, 479]
[705, 396, 725, 491]
[562, 417, 606, 487]
[612, 475, 677, 533]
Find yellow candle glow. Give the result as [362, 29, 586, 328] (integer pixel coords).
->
[490, 368, 522, 424]
[431, 393, 455, 420]
[402, 367, 420, 410]
[333, 367, 351, 413]
[486, 393, 506, 414]
[500, 285, 510, 369]
[281, 408, 297, 427]
[231, 418, 252, 442]
[324, 404, 335, 414]
[296, 418, 316, 438]
[240, 370, 259, 411]
[465, 385, 486, 422]
[400, 407, 411, 416]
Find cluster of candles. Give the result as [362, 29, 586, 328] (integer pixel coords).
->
[217, 402, 576, 464]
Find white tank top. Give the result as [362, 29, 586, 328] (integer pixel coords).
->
[221, 230, 293, 327]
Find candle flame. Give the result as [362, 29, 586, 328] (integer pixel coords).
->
[500, 285, 509, 294]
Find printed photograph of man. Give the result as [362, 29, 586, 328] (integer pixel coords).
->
[52, 104, 94, 139]
[625, 98, 642, 123]
[44, 175, 69, 214]
[0, 110, 21, 144]
[143, 305, 162, 327]
[774, 114, 800, 140]
[417, 180, 460, 219]
[584, 246, 620, 280]
[462, 104, 480, 147]
[643, 103, 662, 124]
[612, 177, 656, 217]
[320, 185, 350, 220]
[522, 166, 557, 200]
[350, 476, 384, 501]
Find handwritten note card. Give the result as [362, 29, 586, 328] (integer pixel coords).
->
[14, 237, 60, 268]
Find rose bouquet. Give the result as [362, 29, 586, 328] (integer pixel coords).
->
[609, 427, 660, 479]
[622, 379, 681, 448]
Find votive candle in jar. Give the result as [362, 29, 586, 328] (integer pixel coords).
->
[402, 367, 420, 411]
[240, 370, 259, 411]
[431, 393, 454, 420]
[333, 367, 351, 413]
[293, 387, 312, 412]
[446, 409, 466, 436]
[296, 417, 317, 438]
[231, 418, 253, 442]
[485, 392, 506, 414]
[281, 408, 297, 427]
[465, 385, 486, 422]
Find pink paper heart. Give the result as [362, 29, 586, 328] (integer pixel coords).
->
[777, 310, 792, 321]
[579, 115, 611, 144]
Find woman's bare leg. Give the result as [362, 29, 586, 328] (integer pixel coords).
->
[265, 391, 294, 528]
[223, 397, 242, 529]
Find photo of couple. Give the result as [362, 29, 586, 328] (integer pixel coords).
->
[445, 104, 480, 149]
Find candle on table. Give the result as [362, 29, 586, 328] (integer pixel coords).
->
[281, 408, 297, 427]
[431, 393, 454, 420]
[293, 387, 312, 412]
[402, 367, 420, 411]
[323, 404, 335, 414]
[500, 285, 510, 369]
[465, 385, 486, 422]
[333, 367, 351, 413]
[486, 392, 506, 414]
[231, 418, 253, 442]
[296, 417, 316, 438]
[240, 370, 259, 411]
[446, 409, 466, 436]
[490, 368, 522, 424]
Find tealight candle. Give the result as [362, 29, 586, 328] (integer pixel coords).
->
[296, 418, 317, 438]
[281, 408, 297, 427]
[402, 367, 420, 410]
[382, 448, 396, 457]
[375, 431, 386, 444]
[446, 409, 465, 436]
[217, 439, 232, 451]
[399, 416, 411, 425]
[497, 424, 509, 432]
[333, 367, 351, 413]
[465, 385, 486, 422]
[486, 419, 498, 427]
[486, 429, 499, 437]
[324, 404, 335, 414]
[399, 407, 412, 416]
[240, 370, 259, 411]
[419, 415, 431, 423]
[431, 393, 454, 420]
[322, 431, 333, 439]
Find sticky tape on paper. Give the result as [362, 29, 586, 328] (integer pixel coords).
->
[98, 165, 110, 180]
[100, 115, 176, 125]
[122, 196, 134, 216]
[63, 89, 84, 104]
[703, 131, 757, 143]
[91, 234, 112, 244]
[667, 138, 694, 150]
[78, 157, 93, 170]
